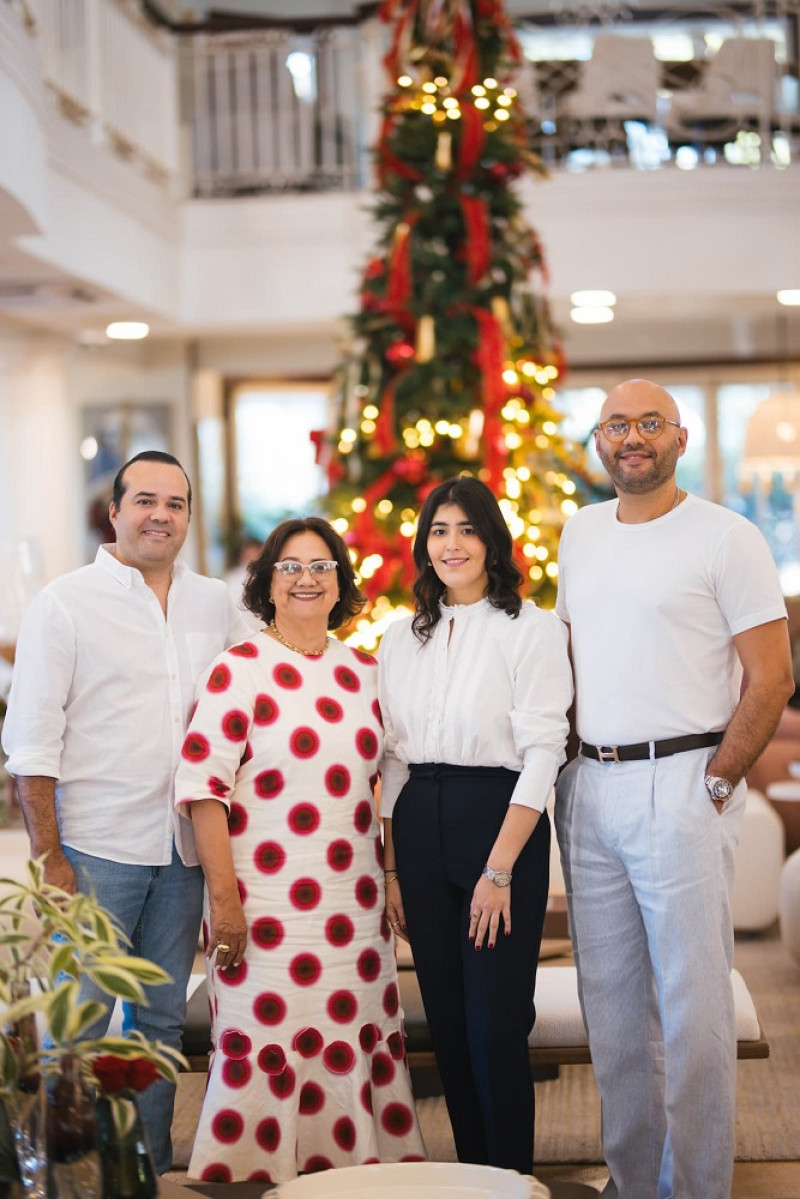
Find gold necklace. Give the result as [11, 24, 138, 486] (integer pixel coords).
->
[269, 619, 329, 657]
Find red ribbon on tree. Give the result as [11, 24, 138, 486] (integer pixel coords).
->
[473, 307, 508, 488]
[374, 376, 401, 454]
[377, 115, 424, 187]
[380, 0, 419, 76]
[456, 102, 486, 179]
[460, 195, 491, 285]
[386, 214, 421, 316]
[450, 5, 480, 95]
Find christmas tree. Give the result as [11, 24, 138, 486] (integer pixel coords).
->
[320, 0, 598, 647]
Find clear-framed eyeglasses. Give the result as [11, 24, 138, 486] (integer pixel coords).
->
[273, 560, 339, 578]
[596, 414, 681, 443]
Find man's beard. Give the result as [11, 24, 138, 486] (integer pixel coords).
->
[597, 442, 682, 495]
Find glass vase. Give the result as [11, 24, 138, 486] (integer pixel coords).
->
[8, 1082, 48, 1199]
[46, 1054, 101, 1199]
[0, 1095, 25, 1198]
[4, 980, 46, 1198]
[95, 1095, 157, 1199]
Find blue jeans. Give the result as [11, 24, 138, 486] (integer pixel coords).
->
[555, 749, 746, 1199]
[62, 843, 204, 1174]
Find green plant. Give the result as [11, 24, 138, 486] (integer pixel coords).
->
[0, 858, 185, 1095]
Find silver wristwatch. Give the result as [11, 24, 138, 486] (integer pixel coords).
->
[483, 865, 512, 887]
[704, 775, 733, 803]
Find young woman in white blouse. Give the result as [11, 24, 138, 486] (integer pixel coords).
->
[378, 476, 573, 1174]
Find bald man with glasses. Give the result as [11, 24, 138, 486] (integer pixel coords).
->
[555, 378, 793, 1199]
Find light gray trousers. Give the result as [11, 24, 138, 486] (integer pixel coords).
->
[555, 749, 746, 1199]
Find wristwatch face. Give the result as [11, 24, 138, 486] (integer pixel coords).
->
[706, 776, 733, 801]
[484, 866, 511, 887]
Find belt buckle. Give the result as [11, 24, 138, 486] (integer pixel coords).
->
[597, 745, 621, 763]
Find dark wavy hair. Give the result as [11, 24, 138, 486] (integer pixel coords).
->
[243, 517, 365, 631]
[411, 476, 523, 643]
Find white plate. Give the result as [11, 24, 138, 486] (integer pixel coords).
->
[274, 1161, 549, 1199]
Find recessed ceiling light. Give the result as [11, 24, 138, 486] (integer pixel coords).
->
[777, 290, 800, 307]
[571, 307, 615, 324]
[570, 290, 616, 307]
[106, 321, 150, 340]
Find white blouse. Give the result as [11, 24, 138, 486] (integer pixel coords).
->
[377, 598, 572, 817]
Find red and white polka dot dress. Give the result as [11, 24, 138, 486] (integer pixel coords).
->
[175, 634, 426, 1184]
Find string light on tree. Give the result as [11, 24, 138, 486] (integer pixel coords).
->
[318, 0, 602, 648]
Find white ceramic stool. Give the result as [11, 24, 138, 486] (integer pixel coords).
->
[779, 846, 800, 965]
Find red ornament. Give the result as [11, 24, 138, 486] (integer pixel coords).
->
[364, 257, 385, 280]
[385, 341, 415, 366]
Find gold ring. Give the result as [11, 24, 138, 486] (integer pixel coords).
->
[217, 943, 231, 952]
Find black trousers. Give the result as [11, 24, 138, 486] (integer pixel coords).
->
[392, 763, 550, 1174]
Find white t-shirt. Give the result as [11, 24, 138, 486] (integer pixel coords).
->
[377, 598, 572, 816]
[556, 494, 787, 746]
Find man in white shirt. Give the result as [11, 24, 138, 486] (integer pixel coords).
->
[555, 380, 793, 1199]
[2, 450, 248, 1173]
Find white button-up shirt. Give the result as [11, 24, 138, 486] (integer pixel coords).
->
[2, 545, 248, 865]
[377, 598, 572, 817]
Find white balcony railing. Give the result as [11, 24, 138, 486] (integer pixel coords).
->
[15, 1, 800, 199]
[28, 0, 179, 181]
[189, 26, 365, 197]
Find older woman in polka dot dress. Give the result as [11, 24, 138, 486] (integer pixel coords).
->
[174, 518, 425, 1184]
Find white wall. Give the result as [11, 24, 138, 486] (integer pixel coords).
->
[0, 327, 77, 591]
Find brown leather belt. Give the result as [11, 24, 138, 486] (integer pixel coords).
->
[580, 730, 724, 764]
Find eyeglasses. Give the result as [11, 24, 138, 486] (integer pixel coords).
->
[596, 414, 681, 443]
[273, 560, 338, 577]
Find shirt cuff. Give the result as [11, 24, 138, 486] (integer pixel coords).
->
[378, 756, 410, 818]
[3, 748, 61, 779]
[509, 748, 562, 812]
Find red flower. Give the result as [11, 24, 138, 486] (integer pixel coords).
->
[92, 1055, 161, 1095]
[92, 1055, 128, 1095]
[127, 1059, 161, 1092]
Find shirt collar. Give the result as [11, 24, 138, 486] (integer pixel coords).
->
[95, 543, 187, 589]
[439, 596, 492, 619]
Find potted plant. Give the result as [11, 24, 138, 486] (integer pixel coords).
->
[0, 857, 186, 1196]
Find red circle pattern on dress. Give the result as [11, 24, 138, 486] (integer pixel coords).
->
[299, 1081, 325, 1115]
[291, 727, 320, 759]
[221, 1058, 252, 1088]
[222, 710, 249, 741]
[230, 641, 258, 658]
[327, 839, 353, 871]
[254, 841, 286, 874]
[228, 802, 248, 836]
[289, 953, 322, 986]
[325, 765, 350, 797]
[182, 732, 210, 762]
[325, 914, 354, 946]
[254, 694, 279, 724]
[316, 697, 343, 723]
[208, 663, 232, 692]
[288, 803, 320, 835]
[274, 662, 302, 689]
[254, 769, 284, 799]
[252, 916, 285, 949]
[334, 665, 360, 692]
[220, 1029, 251, 1059]
[253, 992, 287, 1026]
[181, 643, 423, 1181]
[290, 878, 321, 911]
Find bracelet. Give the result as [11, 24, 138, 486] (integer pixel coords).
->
[384, 870, 399, 884]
